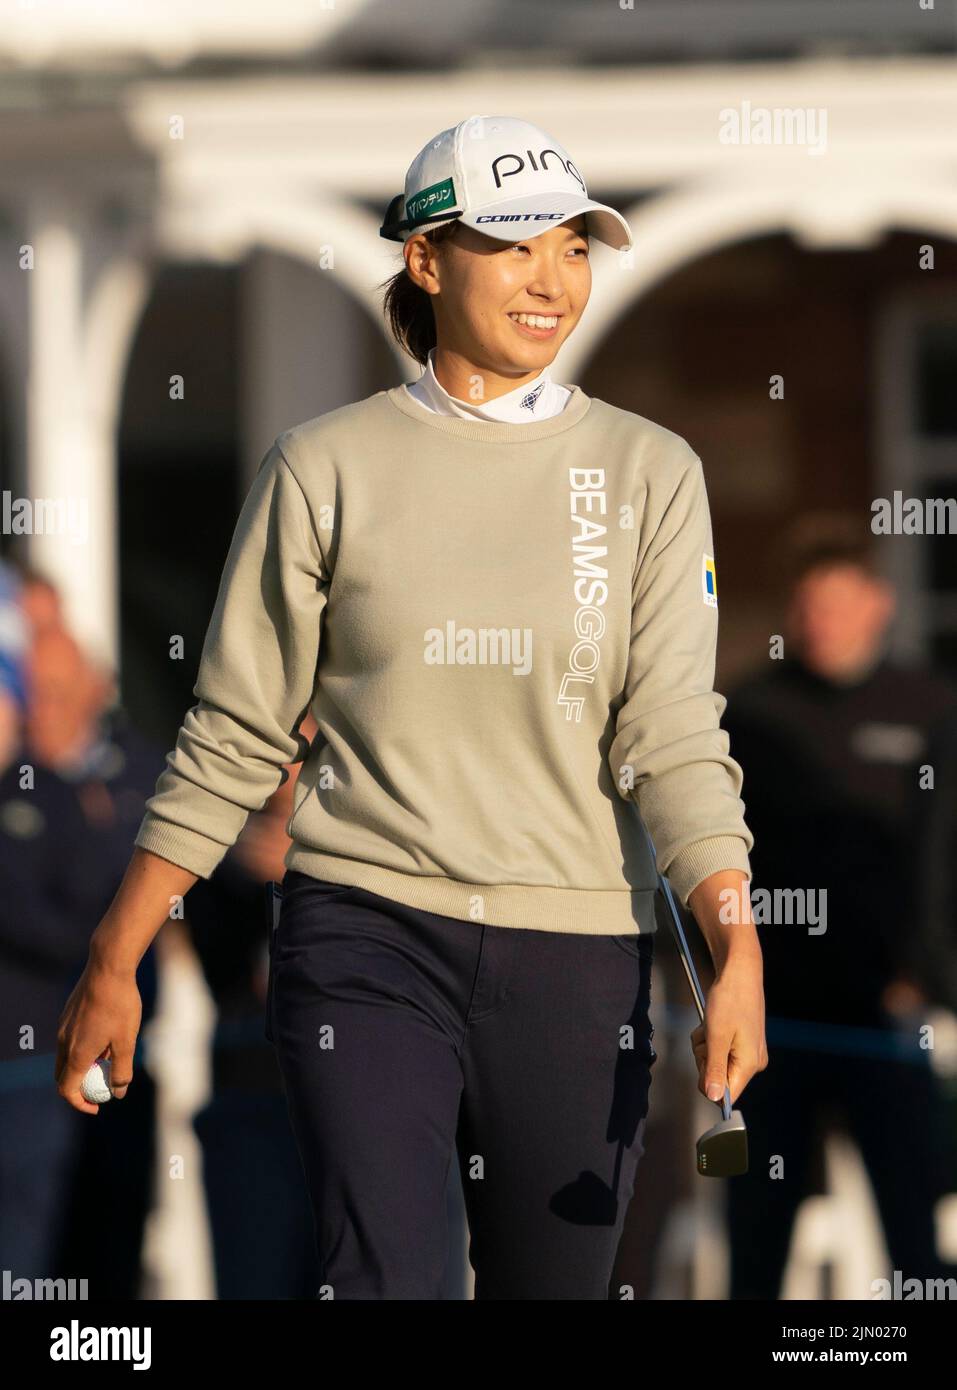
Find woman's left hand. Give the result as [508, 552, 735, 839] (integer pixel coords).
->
[690, 949, 768, 1107]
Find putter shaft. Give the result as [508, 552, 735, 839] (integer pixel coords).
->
[642, 823, 733, 1124]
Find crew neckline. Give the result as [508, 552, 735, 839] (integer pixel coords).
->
[386, 380, 592, 442]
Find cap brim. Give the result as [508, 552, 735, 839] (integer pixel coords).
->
[457, 192, 632, 251]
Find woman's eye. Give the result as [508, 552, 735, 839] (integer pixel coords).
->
[508, 242, 588, 256]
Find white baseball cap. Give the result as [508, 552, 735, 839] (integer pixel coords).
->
[380, 114, 633, 252]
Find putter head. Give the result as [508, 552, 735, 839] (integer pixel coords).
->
[695, 1089, 745, 1178]
[697, 1107, 749, 1177]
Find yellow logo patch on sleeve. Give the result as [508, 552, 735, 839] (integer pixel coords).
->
[702, 554, 718, 607]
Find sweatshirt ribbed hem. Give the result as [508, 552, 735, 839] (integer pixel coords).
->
[284, 848, 659, 935]
[134, 817, 229, 880]
[665, 835, 753, 909]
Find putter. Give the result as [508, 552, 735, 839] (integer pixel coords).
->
[641, 823, 749, 1177]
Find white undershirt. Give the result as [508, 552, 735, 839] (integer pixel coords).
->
[404, 347, 571, 422]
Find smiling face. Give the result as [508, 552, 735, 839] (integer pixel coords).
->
[403, 213, 592, 398]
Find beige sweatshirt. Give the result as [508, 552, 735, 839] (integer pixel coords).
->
[135, 383, 753, 935]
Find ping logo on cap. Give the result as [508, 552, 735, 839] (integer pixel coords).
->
[702, 554, 718, 608]
[406, 177, 456, 227]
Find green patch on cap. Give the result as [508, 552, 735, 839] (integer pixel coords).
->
[406, 177, 456, 227]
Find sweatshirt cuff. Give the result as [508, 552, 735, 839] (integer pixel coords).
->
[134, 814, 232, 880]
[664, 835, 752, 909]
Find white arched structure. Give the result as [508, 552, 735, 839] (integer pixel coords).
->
[556, 174, 957, 379]
[156, 191, 411, 372]
[73, 198, 408, 667]
[58, 172, 957, 668]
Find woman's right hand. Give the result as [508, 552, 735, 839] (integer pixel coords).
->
[55, 948, 143, 1114]
[52, 846, 199, 1112]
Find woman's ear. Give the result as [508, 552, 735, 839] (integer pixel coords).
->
[404, 234, 440, 296]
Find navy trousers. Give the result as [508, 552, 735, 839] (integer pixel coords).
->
[267, 869, 657, 1300]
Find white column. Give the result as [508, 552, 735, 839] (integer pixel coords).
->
[24, 192, 116, 670]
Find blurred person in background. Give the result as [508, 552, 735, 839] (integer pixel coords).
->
[723, 514, 957, 1298]
[15, 564, 65, 638]
[0, 561, 100, 1283]
[17, 570, 165, 1298]
[185, 716, 320, 1300]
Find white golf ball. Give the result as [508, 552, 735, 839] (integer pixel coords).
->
[81, 1058, 113, 1104]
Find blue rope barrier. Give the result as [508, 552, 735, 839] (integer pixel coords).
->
[657, 1003, 950, 1065]
[3, 1005, 953, 1091]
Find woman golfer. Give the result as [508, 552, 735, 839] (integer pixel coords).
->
[56, 115, 767, 1300]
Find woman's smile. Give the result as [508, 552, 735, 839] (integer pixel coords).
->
[506, 310, 562, 340]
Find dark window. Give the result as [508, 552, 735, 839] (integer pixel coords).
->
[916, 323, 957, 436]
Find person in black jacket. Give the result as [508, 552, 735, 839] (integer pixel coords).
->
[723, 514, 957, 1299]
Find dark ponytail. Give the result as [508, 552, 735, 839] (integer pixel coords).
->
[378, 222, 460, 366]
